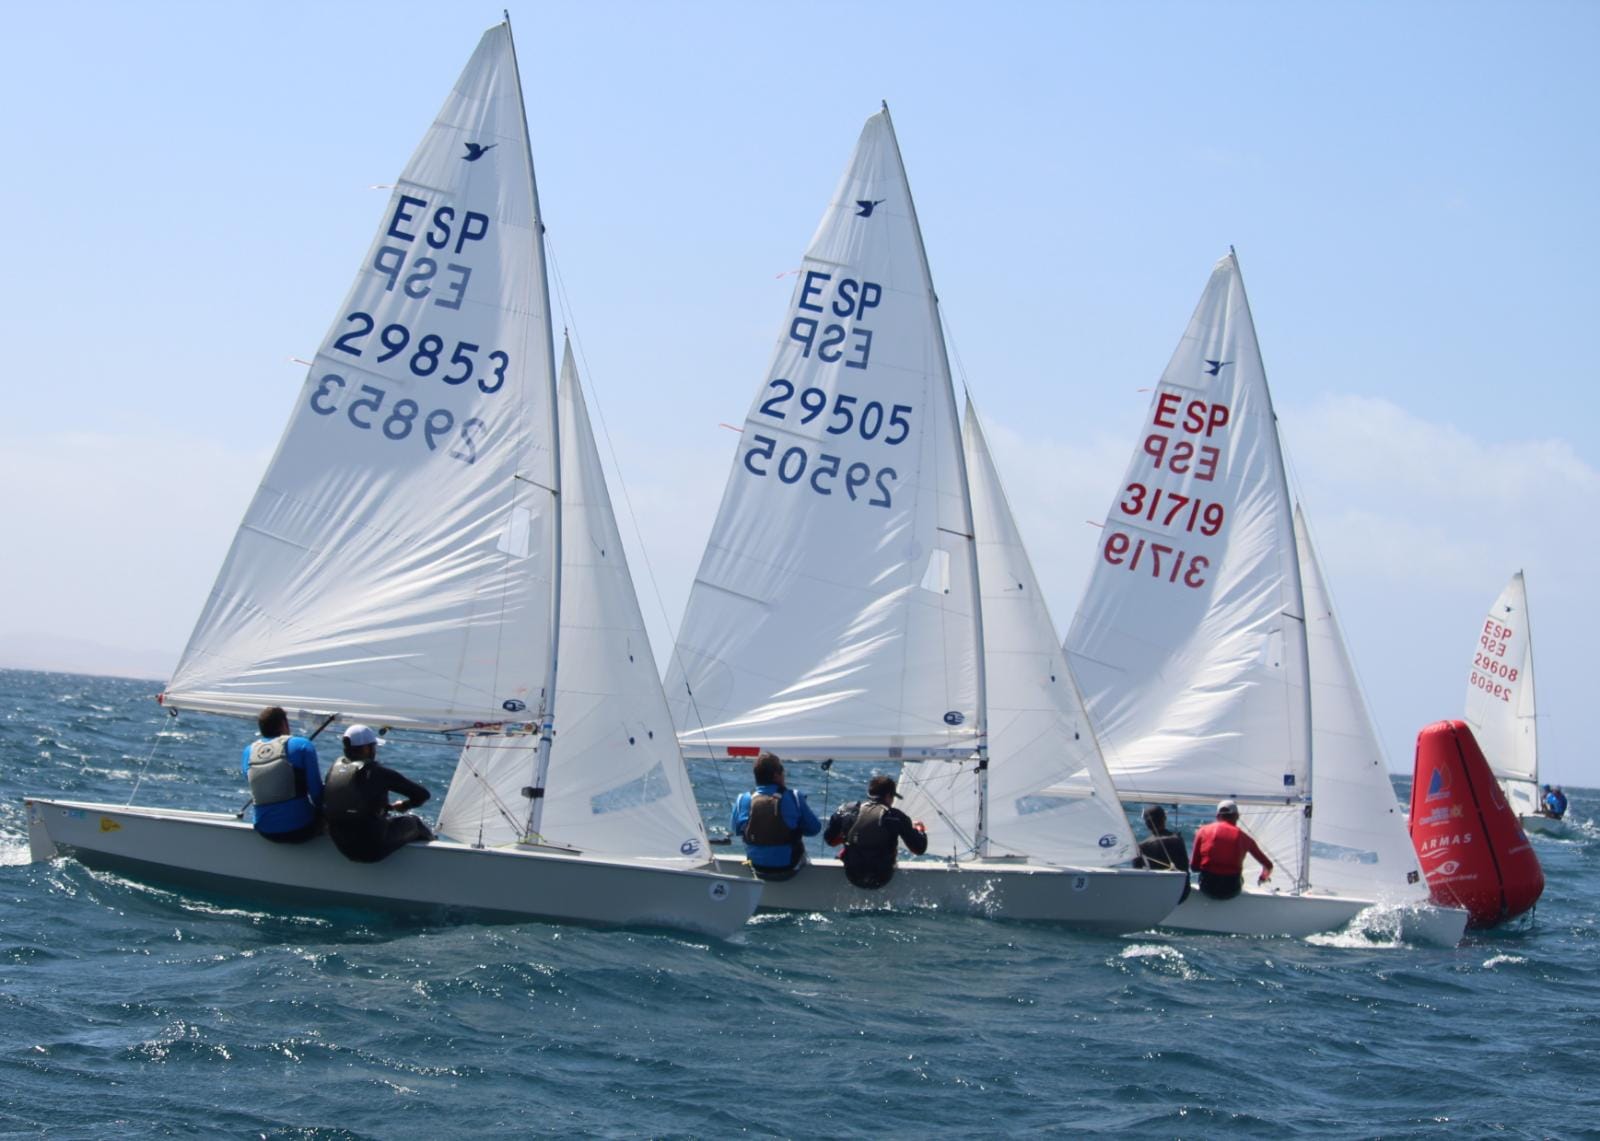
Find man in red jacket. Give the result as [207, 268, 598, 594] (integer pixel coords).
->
[1190, 800, 1273, 901]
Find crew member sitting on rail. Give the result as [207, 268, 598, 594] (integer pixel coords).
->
[1190, 799, 1273, 901]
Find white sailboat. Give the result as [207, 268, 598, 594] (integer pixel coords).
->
[26, 22, 761, 939]
[1463, 572, 1556, 834]
[1066, 253, 1465, 942]
[664, 108, 1184, 929]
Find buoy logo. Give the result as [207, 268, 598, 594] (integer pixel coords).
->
[1436, 859, 1462, 877]
[1424, 766, 1452, 802]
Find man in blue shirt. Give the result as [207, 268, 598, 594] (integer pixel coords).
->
[730, 752, 820, 880]
[241, 706, 324, 843]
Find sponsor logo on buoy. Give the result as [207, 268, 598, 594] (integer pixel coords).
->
[1437, 859, 1461, 877]
[1424, 765, 1452, 802]
[943, 711, 964, 726]
[709, 881, 729, 902]
[1097, 834, 1117, 848]
[502, 699, 526, 713]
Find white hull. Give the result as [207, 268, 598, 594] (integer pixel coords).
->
[1520, 813, 1572, 838]
[28, 799, 761, 939]
[1158, 886, 1467, 945]
[712, 853, 1186, 933]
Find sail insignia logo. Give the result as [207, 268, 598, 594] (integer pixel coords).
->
[943, 710, 965, 726]
[855, 199, 885, 217]
[502, 698, 527, 713]
[680, 838, 702, 856]
[1204, 359, 1232, 376]
[1097, 833, 1118, 848]
[463, 142, 497, 162]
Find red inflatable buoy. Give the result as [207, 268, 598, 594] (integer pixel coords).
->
[1409, 719, 1543, 927]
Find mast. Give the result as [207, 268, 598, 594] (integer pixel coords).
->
[881, 103, 990, 855]
[1232, 247, 1313, 892]
[505, 12, 564, 840]
[1520, 570, 1539, 788]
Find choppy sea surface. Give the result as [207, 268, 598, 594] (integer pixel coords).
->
[3, 668, 1599, 1138]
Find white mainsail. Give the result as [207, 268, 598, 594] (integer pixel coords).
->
[1066, 252, 1311, 887]
[1464, 571, 1539, 816]
[897, 401, 1136, 865]
[1250, 507, 1430, 901]
[164, 26, 559, 731]
[437, 345, 711, 865]
[666, 108, 981, 762]
[1067, 254, 1310, 798]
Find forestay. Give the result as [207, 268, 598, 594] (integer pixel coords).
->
[436, 346, 711, 865]
[1464, 571, 1538, 801]
[897, 402, 1135, 864]
[1066, 253, 1310, 812]
[164, 25, 559, 731]
[1250, 508, 1429, 901]
[667, 109, 980, 761]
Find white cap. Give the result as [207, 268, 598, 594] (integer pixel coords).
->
[343, 724, 385, 747]
[1217, 799, 1238, 816]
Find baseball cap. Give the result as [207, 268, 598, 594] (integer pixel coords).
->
[1217, 799, 1239, 816]
[343, 724, 385, 747]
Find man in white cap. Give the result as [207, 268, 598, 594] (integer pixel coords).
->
[321, 725, 434, 863]
[1189, 799, 1273, 901]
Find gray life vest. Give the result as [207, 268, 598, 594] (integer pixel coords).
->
[846, 801, 895, 853]
[246, 735, 298, 806]
[744, 792, 797, 846]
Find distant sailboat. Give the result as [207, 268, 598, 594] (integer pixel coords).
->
[1066, 253, 1465, 942]
[1463, 572, 1558, 834]
[664, 108, 1183, 929]
[26, 21, 761, 937]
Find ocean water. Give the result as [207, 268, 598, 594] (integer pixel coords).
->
[2, 668, 1598, 1139]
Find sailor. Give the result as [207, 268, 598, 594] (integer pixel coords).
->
[1545, 785, 1569, 819]
[730, 752, 821, 880]
[823, 775, 928, 890]
[321, 725, 435, 863]
[242, 706, 324, 843]
[1190, 800, 1273, 901]
[1131, 805, 1191, 903]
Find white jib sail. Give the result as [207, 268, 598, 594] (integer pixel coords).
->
[1464, 571, 1539, 808]
[164, 24, 559, 731]
[666, 108, 980, 761]
[1065, 253, 1311, 881]
[436, 344, 712, 865]
[1251, 507, 1429, 901]
[898, 401, 1135, 864]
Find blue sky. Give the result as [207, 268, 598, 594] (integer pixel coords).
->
[1, 0, 1595, 782]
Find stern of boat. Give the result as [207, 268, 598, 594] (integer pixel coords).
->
[25, 799, 59, 862]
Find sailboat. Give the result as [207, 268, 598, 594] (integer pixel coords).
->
[663, 108, 1184, 930]
[25, 22, 762, 939]
[1065, 253, 1466, 943]
[1463, 572, 1557, 834]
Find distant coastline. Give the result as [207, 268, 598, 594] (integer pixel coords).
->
[0, 632, 174, 684]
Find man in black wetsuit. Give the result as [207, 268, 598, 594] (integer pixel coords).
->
[824, 775, 928, 889]
[1131, 804, 1190, 903]
[321, 724, 434, 863]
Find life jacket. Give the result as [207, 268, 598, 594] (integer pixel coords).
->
[744, 791, 798, 846]
[846, 801, 896, 854]
[1192, 821, 1252, 876]
[323, 758, 383, 821]
[246, 736, 298, 806]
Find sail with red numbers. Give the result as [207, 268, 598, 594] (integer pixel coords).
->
[1463, 572, 1542, 823]
[1064, 253, 1464, 942]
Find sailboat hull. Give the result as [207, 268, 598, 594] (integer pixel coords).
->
[1520, 814, 1571, 838]
[1157, 886, 1467, 944]
[712, 854, 1185, 932]
[28, 799, 762, 939]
